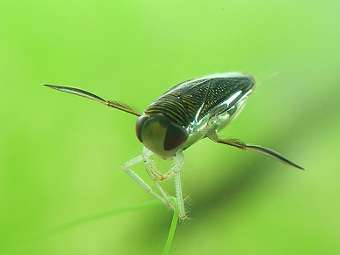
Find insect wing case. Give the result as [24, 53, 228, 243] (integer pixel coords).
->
[145, 73, 255, 151]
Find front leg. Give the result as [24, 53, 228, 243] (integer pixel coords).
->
[208, 131, 304, 170]
[142, 147, 175, 182]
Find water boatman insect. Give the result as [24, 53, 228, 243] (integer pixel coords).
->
[45, 72, 304, 220]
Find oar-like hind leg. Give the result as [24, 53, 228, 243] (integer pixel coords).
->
[44, 84, 141, 116]
[208, 131, 304, 170]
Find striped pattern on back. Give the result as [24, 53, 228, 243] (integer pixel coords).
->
[145, 76, 252, 127]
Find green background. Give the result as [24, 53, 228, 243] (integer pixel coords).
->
[1, 0, 340, 254]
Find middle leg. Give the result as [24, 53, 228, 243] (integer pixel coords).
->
[172, 151, 186, 220]
[122, 154, 168, 206]
[142, 147, 175, 209]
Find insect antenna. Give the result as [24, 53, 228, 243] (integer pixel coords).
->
[44, 84, 141, 117]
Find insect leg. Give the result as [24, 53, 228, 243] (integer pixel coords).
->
[142, 147, 175, 181]
[44, 84, 141, 116]
[173, 151, 187, 220]
[122, 155, 169, 206]
[208, 132, 304, 170]
[142, 148, 175, 209]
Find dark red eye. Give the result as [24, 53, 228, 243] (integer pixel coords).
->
[163, 123, 188, 151]
[136, 115, 149, 142]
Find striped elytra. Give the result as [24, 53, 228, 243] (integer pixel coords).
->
[144, 75, 254, 128]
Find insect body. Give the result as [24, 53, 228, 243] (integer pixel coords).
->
[137, 73, 254, 159]
[45, 72, 303, 220]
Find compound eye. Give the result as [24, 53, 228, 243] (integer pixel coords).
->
[163, 123, 188, 151]
[136, 115, 149, 142]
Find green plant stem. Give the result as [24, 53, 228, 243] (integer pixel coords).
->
[162, 206, 179, 255]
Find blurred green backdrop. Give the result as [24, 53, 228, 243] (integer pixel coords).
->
[1, 0, 340, 254]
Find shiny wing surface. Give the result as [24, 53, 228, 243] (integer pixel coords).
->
[145, 73, 254, 128]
